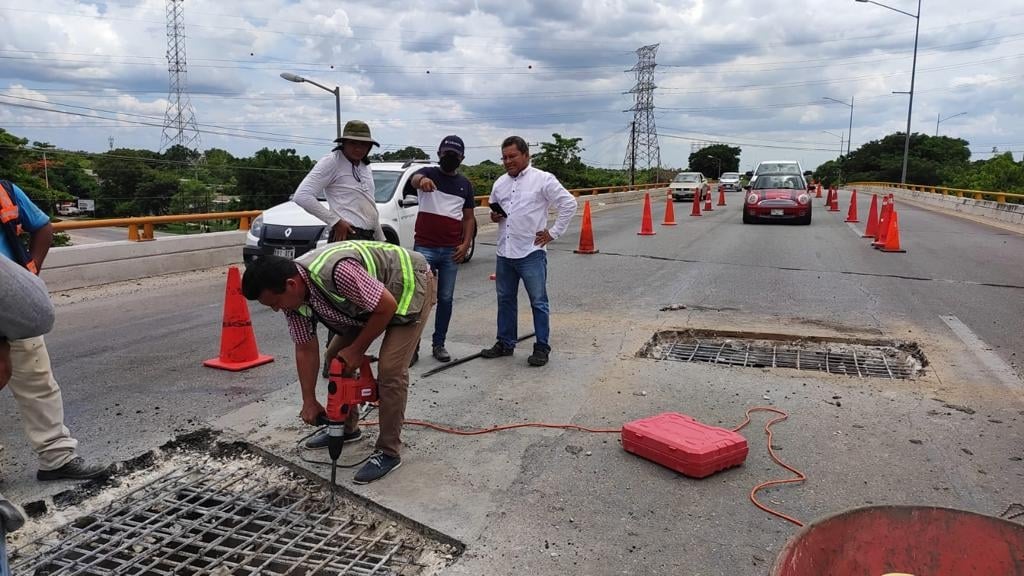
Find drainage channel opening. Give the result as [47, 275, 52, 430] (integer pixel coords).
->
[639, 330, 923, 380]
[11, 452, 458, 575]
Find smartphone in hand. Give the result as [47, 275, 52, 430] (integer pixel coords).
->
[489, 202, 508, 218]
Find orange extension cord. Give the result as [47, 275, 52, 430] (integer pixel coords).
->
[363, 405, 806, 526]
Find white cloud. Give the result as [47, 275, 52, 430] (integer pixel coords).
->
[0, 0, 1021, 167]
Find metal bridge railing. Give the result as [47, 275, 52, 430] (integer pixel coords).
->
[850, 182, 1024, 205]
[52, 211, 262, 241]
[53, 183, 669, 242]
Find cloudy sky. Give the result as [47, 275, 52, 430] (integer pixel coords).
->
[1, 0, 1021, 173]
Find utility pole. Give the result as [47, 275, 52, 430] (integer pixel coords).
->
[629, 121, 636, 186]
[623, 44, 661, 181]
[160, 0, 201, 152]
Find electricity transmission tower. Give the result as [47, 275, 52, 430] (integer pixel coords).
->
[623, 44, 661, 180]
[160, 0, 201, 152]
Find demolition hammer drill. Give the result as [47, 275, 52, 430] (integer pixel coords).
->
[323, 355, 378, 506]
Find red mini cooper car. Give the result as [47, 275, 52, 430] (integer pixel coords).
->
[742, 174, 812, 225]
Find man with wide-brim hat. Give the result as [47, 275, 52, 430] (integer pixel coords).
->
[293, 120, 384, 243]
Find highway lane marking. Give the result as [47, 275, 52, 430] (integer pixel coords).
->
[940, 315, 1023, 397]
[538, 247, 1024, 291]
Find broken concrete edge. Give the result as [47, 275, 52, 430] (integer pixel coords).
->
[16, 427, 466, 558]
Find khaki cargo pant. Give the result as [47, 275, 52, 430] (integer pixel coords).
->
[1, 336, 78, 474]
[325, 275, 436, 458]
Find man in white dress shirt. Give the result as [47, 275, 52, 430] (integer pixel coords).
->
[480, 136, 577, 367]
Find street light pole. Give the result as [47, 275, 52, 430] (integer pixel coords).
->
[823, 96, 855, 156]
[935, 111, 967, 136]
[823, 130, 845, 185]
[856, 0, 920, 184]
[280, 72, 342, 140]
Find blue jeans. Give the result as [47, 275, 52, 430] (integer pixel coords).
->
[414, 245, 458, 347]
[495, 250, 550, 350]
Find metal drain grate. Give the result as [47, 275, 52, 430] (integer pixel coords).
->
[12, 461, 439, 575]
[643, 333, 919, 380]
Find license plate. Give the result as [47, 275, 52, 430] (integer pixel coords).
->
[770, 209, 784, 216]
[273, 247, 295, 258]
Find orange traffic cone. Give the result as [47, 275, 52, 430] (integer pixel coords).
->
[845, 189, 859, 223]
[704, 188, 714, 212]
[662, 194, 677, 226]
[575, 200, 600, 253]
[204, 266, 274, 371]
[828, 187, 841, 212]
[717, 185, 727, 207]
[690, 190, 702, 217]
[873, 200, 892, 247]
[879, 209, 907, 253]
[638, 192, 656, 235]
[863, 194, 879, 238]
[815, 183, 823, 198]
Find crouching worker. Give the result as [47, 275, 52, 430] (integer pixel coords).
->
[242, 241, 436, 484]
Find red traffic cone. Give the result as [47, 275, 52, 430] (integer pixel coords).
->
[662, 194, 677, 226]
[845, 189, 860, 223]
[815, 183, 823, 198]
[704, 188, 714, 212]
[575, 200, 600, 253]
[638, 192, 656, 235]
[717, 185, 727, 207]
[862, 194, 879, 238]
[204, 266, 274, 371]
[879, 209, 907, 253]
[690, 189, 703, 217]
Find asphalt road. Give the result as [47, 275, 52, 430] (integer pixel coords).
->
[4, 190, 1023, 574]
[62, 226, 171, 244]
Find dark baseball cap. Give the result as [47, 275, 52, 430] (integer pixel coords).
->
[438, 135, 465, 156]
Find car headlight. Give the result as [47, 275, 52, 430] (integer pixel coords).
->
[797, 194, 810, 205]
[250, 215, 263, 237]
[319, 226, 331, 240]
[747, 193, 759, 204]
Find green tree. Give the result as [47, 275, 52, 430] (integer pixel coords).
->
[235, 148, 313, 209]
[531, 133, 585, 187]
[688, 144, 741, 179]
[370, 146, 429, 163]
[461, 160, 505, 199]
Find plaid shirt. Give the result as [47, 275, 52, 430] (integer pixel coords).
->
[284, 259, 384, 345]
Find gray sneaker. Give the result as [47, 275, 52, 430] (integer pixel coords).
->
[432, 345, 451, 363]
[353, 451, 402, 484]
[37, 457, 110, 481]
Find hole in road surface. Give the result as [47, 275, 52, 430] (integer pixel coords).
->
[10, 434, 460, 575]
[639, 329, 924, 380]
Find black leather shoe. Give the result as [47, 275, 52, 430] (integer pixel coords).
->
[37, 457, 110, 481]
[480, 342, 514, 358]
[0, 494, 25, 533]
[528, 344, 550, 367]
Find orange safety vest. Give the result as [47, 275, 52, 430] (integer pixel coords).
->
[0, 180, 38, 274]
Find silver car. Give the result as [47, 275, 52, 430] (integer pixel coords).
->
[719, 172, 742, 192]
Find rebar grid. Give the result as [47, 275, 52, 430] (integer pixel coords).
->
[655, 338, 915, 379]
[13, 462, 430, 575]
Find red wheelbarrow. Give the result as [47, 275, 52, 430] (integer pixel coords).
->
[772, 506, 1024, 576]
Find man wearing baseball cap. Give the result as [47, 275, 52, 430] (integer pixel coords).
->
[293, 120, 384, 243]
[403, 135, 476, 363]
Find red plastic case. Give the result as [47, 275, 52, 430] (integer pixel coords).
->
[622, 412, 748, 478]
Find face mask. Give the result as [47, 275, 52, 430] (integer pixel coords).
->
[440, 154, 461, 173]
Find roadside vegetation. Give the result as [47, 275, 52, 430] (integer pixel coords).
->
[3, 127, 1021, 224]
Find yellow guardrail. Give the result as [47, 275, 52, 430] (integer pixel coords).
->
[54, 183, 670, 242]
[850, 182, 1024, 205]
[473, 182, 668, 207]
[52, 210, 262, 242]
